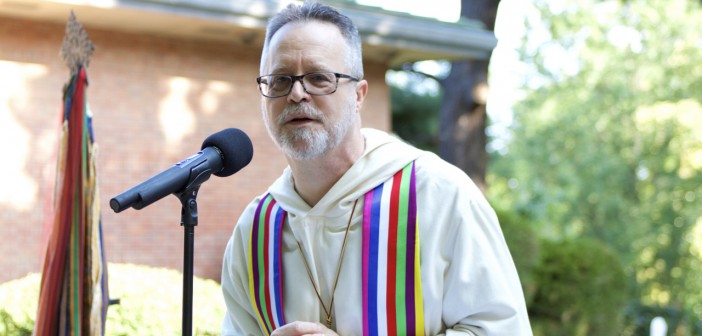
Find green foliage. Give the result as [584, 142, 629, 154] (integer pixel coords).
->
[529, 239, 628, 335]
[0, 263, 226, 335]
[0, 273, 39, 336]
[0, 310, 32, 336]
[494, 207, 540, 305]
[106, 263, 225, 335]
[389, 72, 441, 152]
[490, 0, 702, 331]
[622, 303, 702, 336]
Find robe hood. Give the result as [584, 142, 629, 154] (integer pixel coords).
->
[267, 128, 426, 218]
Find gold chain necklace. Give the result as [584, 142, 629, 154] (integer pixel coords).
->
[296, 198, 358, 329]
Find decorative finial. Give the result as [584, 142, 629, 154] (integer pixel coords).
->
[60, 11, 95, 75]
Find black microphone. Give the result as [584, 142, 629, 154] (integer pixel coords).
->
[109, 128, 253, 213]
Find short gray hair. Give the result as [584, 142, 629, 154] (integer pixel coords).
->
[260, 1, 364, 79]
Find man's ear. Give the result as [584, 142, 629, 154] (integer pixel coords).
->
[355, 79, 368, 112]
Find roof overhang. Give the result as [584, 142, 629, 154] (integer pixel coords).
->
[0, 0, 497, 66]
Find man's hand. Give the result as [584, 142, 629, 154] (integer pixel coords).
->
[271, 321, 339, 336]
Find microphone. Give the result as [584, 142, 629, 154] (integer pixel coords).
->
[109, 128, 253, 213]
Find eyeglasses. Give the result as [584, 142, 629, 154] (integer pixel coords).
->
[256, 72, 359, 98]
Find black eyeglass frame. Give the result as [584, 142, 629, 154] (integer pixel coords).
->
[256, 72, 360, 98]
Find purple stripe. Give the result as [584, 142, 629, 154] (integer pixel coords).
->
[99, 221, 109, 335]
[362, 191, 373, 336]
[273, 206, 286, 327]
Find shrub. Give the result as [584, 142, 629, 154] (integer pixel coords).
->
[495, 207, 541, 305]
[529, 238, 628, 335]
[0, 273, 38, 336]
[0, 263, 225, 335]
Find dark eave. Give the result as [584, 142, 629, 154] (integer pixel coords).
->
[0, 0, 497, 65]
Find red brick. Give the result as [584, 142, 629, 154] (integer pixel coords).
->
[0, 15, 390, 284]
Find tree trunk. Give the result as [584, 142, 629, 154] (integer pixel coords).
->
[439, 0, 500, 193]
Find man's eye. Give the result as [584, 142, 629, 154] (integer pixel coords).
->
[269, 76, 290, 87]
[307, 74, 333, 84]
[272, 77, 288, 84]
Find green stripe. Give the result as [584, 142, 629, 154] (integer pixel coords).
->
[72, 190, 81, 335]
[395, 163, 412, 333]
[257, 195, 274, 332]
[78, 94, 89, 336]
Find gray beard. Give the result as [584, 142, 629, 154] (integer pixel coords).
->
[265, 99, 356, 161]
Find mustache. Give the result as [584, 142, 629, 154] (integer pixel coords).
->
[277, 103, 324, 124]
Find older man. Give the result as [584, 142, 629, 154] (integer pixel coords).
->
[221, 2, 532, 335]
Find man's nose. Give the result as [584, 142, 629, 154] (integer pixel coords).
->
[287, 79, 309, 103]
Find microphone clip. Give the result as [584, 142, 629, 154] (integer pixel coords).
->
[175, 186, 200, 227]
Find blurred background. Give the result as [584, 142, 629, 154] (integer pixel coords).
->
[0, 0, 700, 334]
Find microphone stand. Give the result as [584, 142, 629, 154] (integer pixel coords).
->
[176, 187, 200, 336]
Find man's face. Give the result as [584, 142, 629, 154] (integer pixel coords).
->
[261, 21, 360, 160]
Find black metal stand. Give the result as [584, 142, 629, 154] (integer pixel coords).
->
[177, 187, 200, 336]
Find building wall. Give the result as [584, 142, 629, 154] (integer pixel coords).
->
[0, 15, 391, 284]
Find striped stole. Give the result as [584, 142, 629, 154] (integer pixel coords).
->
[248, 195, 287, 334]
[249, 161, 424, 335]
[362, 162, 424, 336]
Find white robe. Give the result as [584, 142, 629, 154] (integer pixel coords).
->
[221, 128, 532, 335]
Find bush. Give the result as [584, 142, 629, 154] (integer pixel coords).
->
[529, 238, 628, 336]
[622, 303, 702, 336]
[0, 263, 225, 335]
[0, 273, 38, 336]
[495, 208, 541, 305]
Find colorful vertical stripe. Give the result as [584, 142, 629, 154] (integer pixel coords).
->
[248, 193, 287, 335]
[249, 161, 422, 335]
[363, 162, 424, 336]
[36, 65, 109, 335]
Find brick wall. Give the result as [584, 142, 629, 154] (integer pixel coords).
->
[0, 15, 391, 283]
